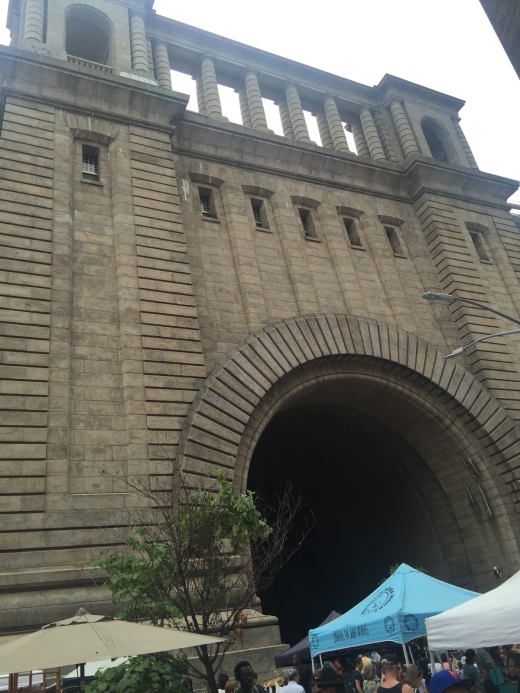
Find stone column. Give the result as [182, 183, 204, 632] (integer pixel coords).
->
[374, 109, 398, 163]
[238, 88, 252, 127]
[11, 10, 21, 43]
[360, 107, 386, 160]
[129, 11, 149, 74]
[245, 71, 268, 131]
[349, 120, 369, 157]
[23, 0, 45, 42]
[452, 117, 479, 169]
[195, 75, 207, 115]
[201, 56, 223, 118]
[153, 40, 172, 89]
[285, 83, 310, 142]
[315, 108, 333, 149]
[278, 99, 294, 138]
[390, 100, 419, 158]
[323, 96, 350, 152]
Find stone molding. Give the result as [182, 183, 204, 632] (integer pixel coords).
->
[177, 313, 520, 515]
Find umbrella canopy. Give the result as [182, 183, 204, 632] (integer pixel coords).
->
[0, 608, 224, 676]
[309, 564, 480, 658]
[275, 611, 342, 667]
[426, 568, 520, 649]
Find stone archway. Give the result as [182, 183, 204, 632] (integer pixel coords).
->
[177, 314, 520, 595]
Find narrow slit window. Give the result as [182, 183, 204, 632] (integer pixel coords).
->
[299, 208, 317, 239]
[199, 187, 216, 218]
[82, 146, 99, 180]
[470, 231, 490, 262]
[251, 199, 269, 229]
[344, 218, 362, 247]
[385, 226, 404, 256]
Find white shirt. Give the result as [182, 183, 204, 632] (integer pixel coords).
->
[286, 682, 305, 693]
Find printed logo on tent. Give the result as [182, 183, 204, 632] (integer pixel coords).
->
[310, 634, 320, 649]
[404, 614, 419, 631]
[361, 587, 395, 615]
[384, 616, 396, 634]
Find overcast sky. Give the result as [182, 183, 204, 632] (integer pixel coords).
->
[1, 0, 519, 202]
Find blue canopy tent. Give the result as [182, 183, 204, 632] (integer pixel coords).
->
[309, 564, 479, 662]
[275, 611, 342, 668]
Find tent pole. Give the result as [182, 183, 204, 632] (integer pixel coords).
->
[408, 645, 414, 664]
[402, 643, 410, 666]
[319, 655, 323, 668]
[312, 657, 315, 673]
[80, 663, 85, 693]
[429, 647, 436, 677]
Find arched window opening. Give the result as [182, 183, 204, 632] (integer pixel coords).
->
[421, 120, 451, 162]
[66, 6, 112, 65]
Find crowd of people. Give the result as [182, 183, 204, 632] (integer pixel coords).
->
[216, 645, 520, 693]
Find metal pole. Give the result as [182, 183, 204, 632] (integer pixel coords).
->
[80, 663, 85, 693]
[319, 655, 323, 668]
[403, 643, 410, 665]
[430, 649, 436, 677]
[408, 645, 414, 664]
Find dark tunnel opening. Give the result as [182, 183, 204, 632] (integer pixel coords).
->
[248, 405, 443, 647]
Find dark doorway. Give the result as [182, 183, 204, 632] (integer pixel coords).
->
[248, 405, 442, 647]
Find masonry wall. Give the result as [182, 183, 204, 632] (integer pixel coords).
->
[1, 47, 520, 633]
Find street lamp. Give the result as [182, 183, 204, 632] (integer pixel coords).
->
[422, 291, 520, 359]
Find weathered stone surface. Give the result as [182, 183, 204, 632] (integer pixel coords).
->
[1, 3, 520, 660]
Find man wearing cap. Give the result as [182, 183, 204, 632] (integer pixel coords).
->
[429, 670, 475, 693]
[376, 655, 413, 693]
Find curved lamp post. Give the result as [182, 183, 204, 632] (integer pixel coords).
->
[422, 291, 520, 359]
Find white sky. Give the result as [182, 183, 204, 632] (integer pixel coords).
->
[1, 0, 519, 202]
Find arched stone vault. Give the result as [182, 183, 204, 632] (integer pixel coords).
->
[177, 314, 520, 589]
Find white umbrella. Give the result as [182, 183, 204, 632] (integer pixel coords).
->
[426, 568, 520, 649]
[0, 608, 224, 676]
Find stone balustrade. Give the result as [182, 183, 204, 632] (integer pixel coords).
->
[125, 16, 477, 168]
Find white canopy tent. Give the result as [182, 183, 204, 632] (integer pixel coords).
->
[426, 568, 520, 650]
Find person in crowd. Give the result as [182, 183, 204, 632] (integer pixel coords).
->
[253, 673, 267, 693]
[363, 664, 379, 693]
[226, 682, 237, 693]
[376, 654, 413, 693]
[235, 661, 264, 693]
[372, 653, 382, 665]
[332, 659, 344, 679]
[286, 669, 306, 693]
[311, 671, 323, 693]
[349, 657, 364, 693]
[219, 674, 230, 693]
[403, 665, 424, 693]
[418, 651, 431, 686]
[428, 670, 474, 693]
[316, 667, 347, 693]
[293, 654, 312, 693]
[362, 655, 374, 674]
[506, 652, 520, 682]
[462, 650, 483, 692]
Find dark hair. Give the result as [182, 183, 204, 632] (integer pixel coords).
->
[219, 674, 230, 689]
[466, 649, 476, 664]
[507, 652, 520, 667]
[441, 654, 448, 663]
[234, 661, 252, 681]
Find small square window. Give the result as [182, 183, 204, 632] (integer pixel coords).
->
[344, 218, 362, 248]
[299, 208, 317, 239]
[469, 231, 490, 263]
[251, 199, 269, 229]
[385, 226, 405, 256]
[82, 146, 99, 180]
[199, 187, 217, 218]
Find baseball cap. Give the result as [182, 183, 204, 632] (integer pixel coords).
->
[429, 670, 474, 693]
